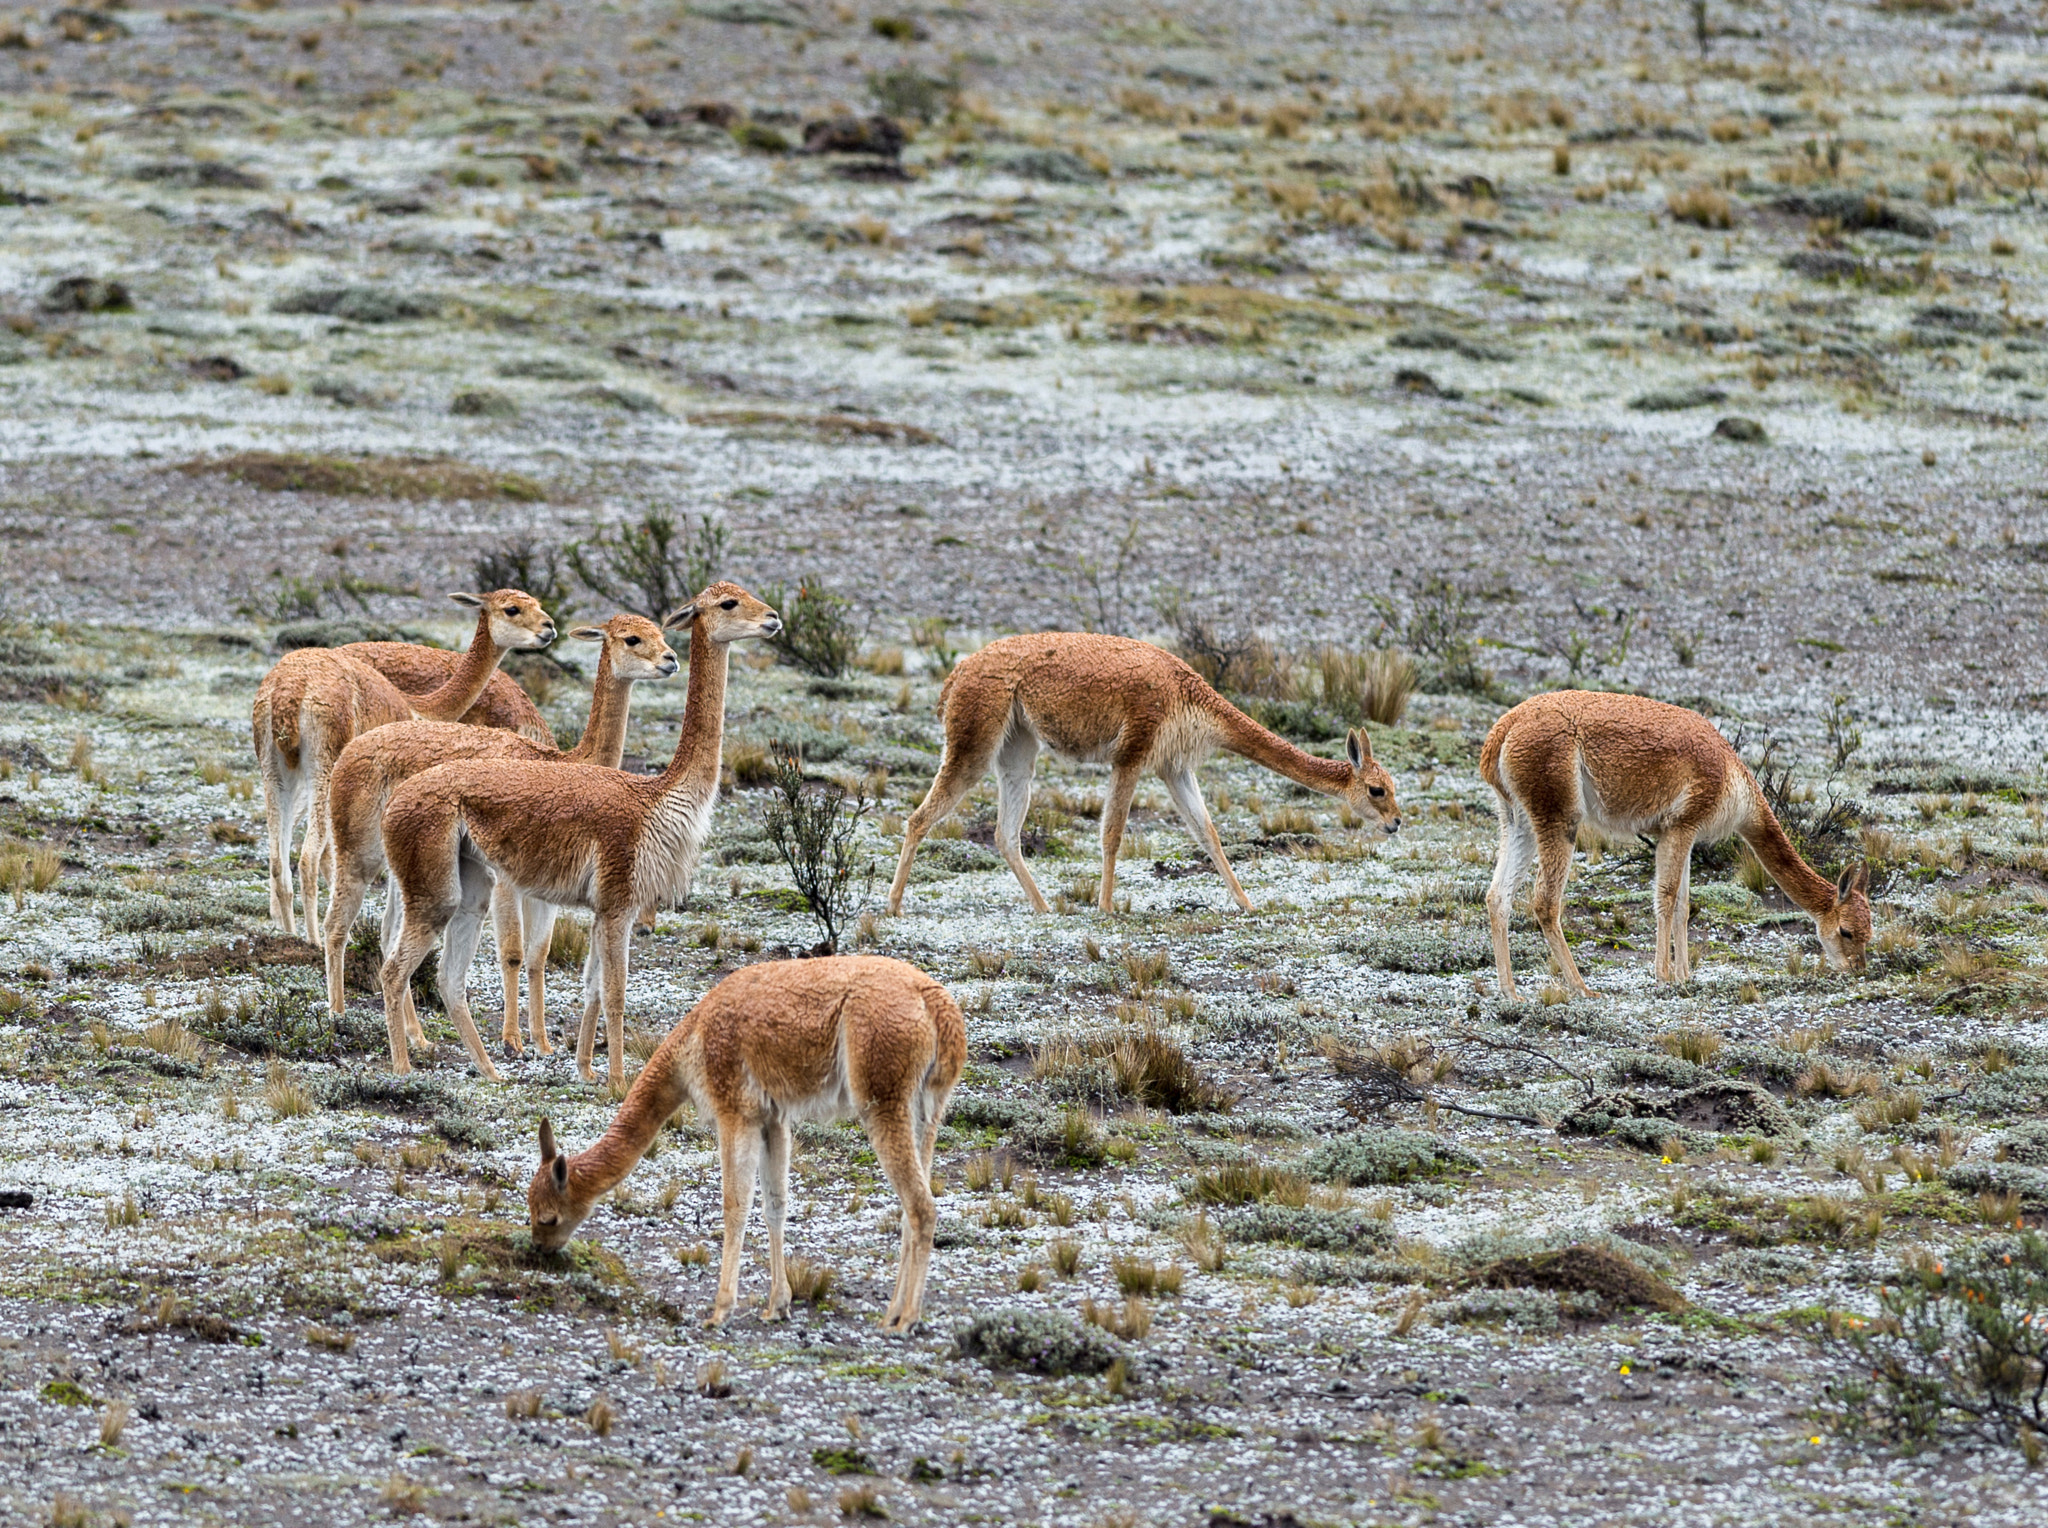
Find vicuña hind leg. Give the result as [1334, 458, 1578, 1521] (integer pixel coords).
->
[523, 898, 558, 1055]
[992, 725, 1050, 912]
[262, 759, 298, 935]
[761, 1118, 792, 1320]
[1160, 762, 1251, 911]
[491, 882, 525, 1053]
[321, 856, 375, 1018]
[710, 1121, 762, 1327]
[1484, 803, 1537, 1000]
[886, 742, 994, 915]
[1094, 764, 1142, 913]
[433, 853, 504, 1081]
[873, 1105, 938, 1332]
[1530, 824, 1593, 997]
[1652, 830, 1697, 985]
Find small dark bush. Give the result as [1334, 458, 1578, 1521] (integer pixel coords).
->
[275, 286, 440, 324]
[566, 510, 727, 619]
[868, 65, 956, 124]
[472, 536, 576, 620]
[759, 575, 860, 678]
[760, 747, 874, 952]
[194, 977, 387, 1058]
[952, 1307, 1122, 1376]
[1823, 1234, 2048, 1449]
[316, 1071, 461, 1115]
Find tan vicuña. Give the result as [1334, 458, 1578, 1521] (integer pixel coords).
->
[321, 612, 685, 1066]
[377, 584, 777, 1084]
[252, 591, 556, 939]
[1479, 690, 1871, 999]
[888, 632, 1401, 915]
[528, 955, 964, 1332]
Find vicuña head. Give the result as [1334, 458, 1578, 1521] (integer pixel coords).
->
[1815, 862, 1872, 973]
[1336, 727, 1401, 834]
[528, 1117, 583, 1252]
[455, 588, 559, 654]
[567, 610, 681, 683]
[674, 580, 783, 646]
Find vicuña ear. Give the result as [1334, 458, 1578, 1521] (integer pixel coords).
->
[568, 626, 605, 643]
[662, 603, 698, 629]
[448, 592, 486, 610]
[1838, 862, 1869, 898]
[537, 1118, 557, 1162]
[1346, 727, 1371, 769]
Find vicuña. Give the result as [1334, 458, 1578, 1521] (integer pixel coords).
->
[320, 612, 686, 1064]
[528, 955, 964, 1332]
[1480, 689, 1872, 999]
[888, 632, 1401, 915]
[252, 590, 555, 938]
[376, 583, 778, 1083]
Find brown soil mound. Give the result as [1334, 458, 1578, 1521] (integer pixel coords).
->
[181, 452, 547, 502]
[1468, 1245, 1687, 1315]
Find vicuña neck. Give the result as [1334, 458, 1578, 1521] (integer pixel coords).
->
[655, 621, 729, 789]
[565, 1036, 693, 1200]
[1212, 696, 1352, 794]
[1740, 800, 1838, 918]
[564, 642, 630, 766]
[412, 610, 505, 723]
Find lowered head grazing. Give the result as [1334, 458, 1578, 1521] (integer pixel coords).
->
[1340, 727, 1401, 833]
[1816, 862, 1872, 973]
[665, 582, 782, 646]
[527, 1118, 586, 1252]
[570, 612, 679, 680]
[451, 589, 558, 652]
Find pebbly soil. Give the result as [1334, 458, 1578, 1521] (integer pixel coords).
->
[3, 2, 2048, 1526]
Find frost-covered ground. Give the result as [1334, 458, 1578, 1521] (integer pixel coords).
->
[3, 2, 2048, 1526]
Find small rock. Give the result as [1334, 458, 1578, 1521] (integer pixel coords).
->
[733, 122, 790, 153]
[1713, 416, 1767, 443]
[42, 275, 132, 313]
[802, 114, 906, 159]
[451, 388, 519, 419]
[1630, 385, 1728, 411]
[186, 355, 248, 383]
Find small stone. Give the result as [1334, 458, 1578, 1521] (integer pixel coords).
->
[1712, 416, 1767, 443]
[451, 388, 520, 418]
[42, 275, 132, 313]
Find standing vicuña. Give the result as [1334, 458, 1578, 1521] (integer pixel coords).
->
[1480, 689, 1871, 999]
[377, 583, 778, 1083]
[252, 591, 556, 938]
[528, 956, 964, 1331]
[887, 632, 1401, 915]
[320, 612, 685, 1059]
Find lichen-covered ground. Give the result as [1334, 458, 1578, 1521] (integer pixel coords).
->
[4, 3, 2048, 1525]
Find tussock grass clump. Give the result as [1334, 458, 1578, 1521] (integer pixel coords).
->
[1656, 1028, 1725, 1067]
[191, 451, 545, 502]
[1668, 185, 1734, 228]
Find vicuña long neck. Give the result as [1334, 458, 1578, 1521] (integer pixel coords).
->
[564, 644, 632, 766]
[1211, 695, 1353, 794]
[655, 621, 729, 790]
[565, 1041, 694, 1202]
[412, 610, 504, 723]
[1740, 792, 1838, 918]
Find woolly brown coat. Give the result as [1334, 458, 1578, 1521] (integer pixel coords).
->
[1479, 689, 1872, 998]
[376, 583, 778, 1083]
[319, 613, 683, 1055]
[888, 631, 1401, 916]
[527, 955, 965, 1332]
[251, 591, 556, 939]
[341, 640, 553, 743]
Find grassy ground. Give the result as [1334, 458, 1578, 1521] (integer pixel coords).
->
[3, 3, 2048, 1525]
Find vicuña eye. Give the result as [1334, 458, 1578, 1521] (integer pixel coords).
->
[719, 599, 738, 610]
[625, 636, 640, 646]
[1368, 786, 1386, 798]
